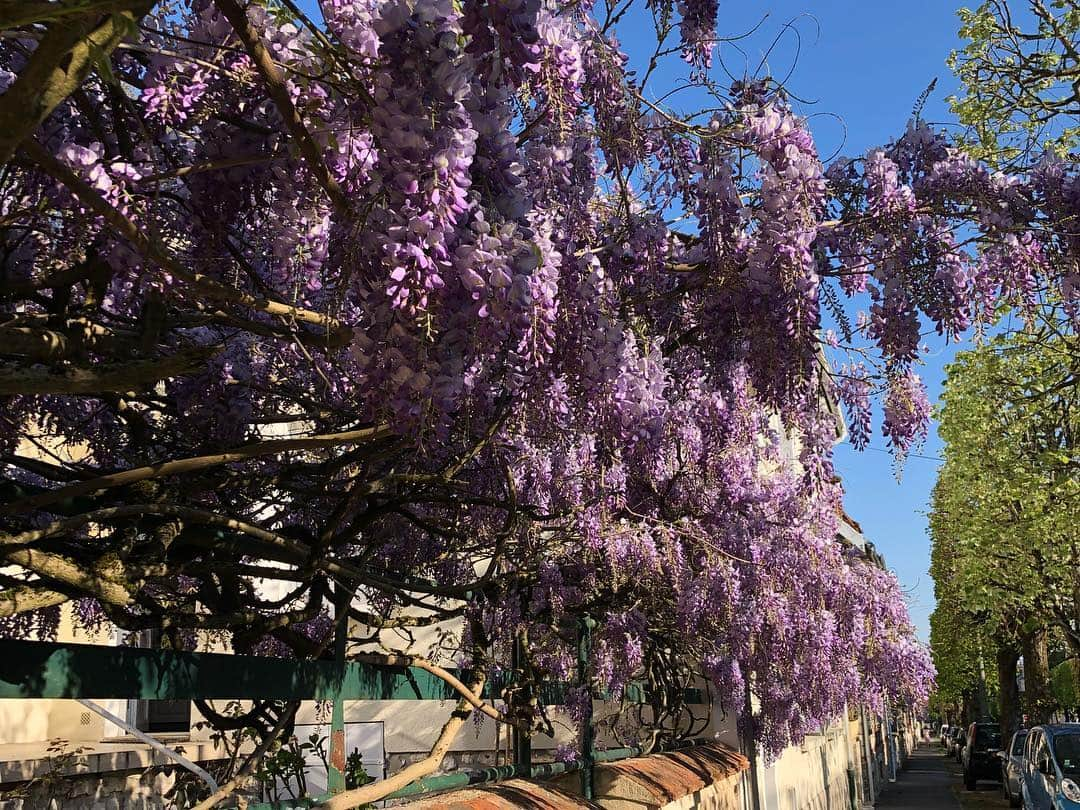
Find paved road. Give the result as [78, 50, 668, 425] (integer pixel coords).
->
[876, 744, 961, 809]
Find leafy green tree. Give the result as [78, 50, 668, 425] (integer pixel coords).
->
[949, 0, 1080, 164]
[930, 329, 1079, 729]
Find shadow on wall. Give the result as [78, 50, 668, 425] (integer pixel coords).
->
[0, 699, 100, 746]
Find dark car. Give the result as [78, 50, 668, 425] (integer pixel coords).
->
[947, 726, 965, 757]
[962, 721, 1003, 789]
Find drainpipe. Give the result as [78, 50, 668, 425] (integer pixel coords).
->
[883, 695, 896, 782]
[741, 680, 765, 810]
[77, 699, 219, 792]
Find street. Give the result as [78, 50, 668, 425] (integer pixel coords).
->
[875, 743, 1010, 810]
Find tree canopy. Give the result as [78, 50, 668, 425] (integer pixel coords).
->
[949, 0, 1080, 164]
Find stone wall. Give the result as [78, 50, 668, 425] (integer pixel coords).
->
[0, 766, 178, 810]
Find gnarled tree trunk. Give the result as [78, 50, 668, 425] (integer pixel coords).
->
[1022, 628, 1055, 724]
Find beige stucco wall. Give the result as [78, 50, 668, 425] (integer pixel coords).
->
[662, 772, 743, 810]
[0, 601, 113, 745]
[761, 718, 853, 810]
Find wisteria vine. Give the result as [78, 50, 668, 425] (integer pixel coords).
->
[2, 0, 1074, 773]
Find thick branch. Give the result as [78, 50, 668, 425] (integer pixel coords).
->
[0, 346, 218, 395]
[317, 674, 485, 810]
[0, 1, 146, 28]
[0, 4, 153, 164]
[0, 324, 128, 361]
[0, 583, 70, 618]
[0, 503, 293, 548]
[1, 548, 132, 606]
[1, 425, 393, 514]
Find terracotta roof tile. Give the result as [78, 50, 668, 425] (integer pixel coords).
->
[599, 742, 748, 805]
[398, 742, 747, 809]
[399, 778, 600, 810]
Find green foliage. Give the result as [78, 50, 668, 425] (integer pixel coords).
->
[1051, 659, 1080, 707]
[345, 749, 374, 793]
[948, 0, 1080, 164]
[0, 738, 89, 805]
[929, 327, 1079, 708]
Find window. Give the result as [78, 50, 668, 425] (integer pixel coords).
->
[1027, 731, 1041, 769]
[1013, 732, 1028, 755]
[975, 726, 1001, 749]
[1051, 734, 1080, 776]
[1034, 735, 1053, 776]
[126, 630, 191, 735]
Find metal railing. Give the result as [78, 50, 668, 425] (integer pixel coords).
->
[0, 619, 702, 809]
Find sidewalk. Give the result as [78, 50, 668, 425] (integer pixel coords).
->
[875, 744, 961, 809]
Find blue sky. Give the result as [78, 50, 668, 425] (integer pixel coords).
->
[615, 0, 973, 642]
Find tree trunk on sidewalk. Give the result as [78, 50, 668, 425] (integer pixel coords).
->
[997, 644, 1020, 741]
[962, 689, 977, 726]
[1022, 627, 1055, 723]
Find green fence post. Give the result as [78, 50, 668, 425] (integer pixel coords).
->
[327, 582, 349, 795]
[577, 615, 596, 801]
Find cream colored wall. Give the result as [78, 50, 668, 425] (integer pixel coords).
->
[762, 720, 853, 810]
[662, 773, 743, 810]
[289, 687, 741, 760]
[0, 600, 113, 746]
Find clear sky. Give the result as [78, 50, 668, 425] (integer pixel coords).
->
[616, 0, 974, 642]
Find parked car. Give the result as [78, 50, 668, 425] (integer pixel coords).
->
[1021, 724, 1080, 809]
[941, 724, 952, 745]
[999, 729, 1028, 807]
[947, 726, 964, 757]
[962, 721, 1003, 789]
[955, 726, 969, 762]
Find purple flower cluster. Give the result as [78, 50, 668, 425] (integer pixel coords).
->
[677, 0, 719, 74]
[882, 369, 931, 459]
[836, 363, 873, 450]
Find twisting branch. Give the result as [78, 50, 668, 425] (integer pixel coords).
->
[1, 425, 392, 515]
[0, 584, 70, 618]
[0, 346, 221, 395]
[0, 548, 132, 606]
[213, 0, 350, 216]
[352, 652, 522, 728]
[0, 1, 147, 29]
[190, 701, 301, 810]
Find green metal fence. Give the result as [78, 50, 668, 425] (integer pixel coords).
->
[0, 622, 703, 809]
